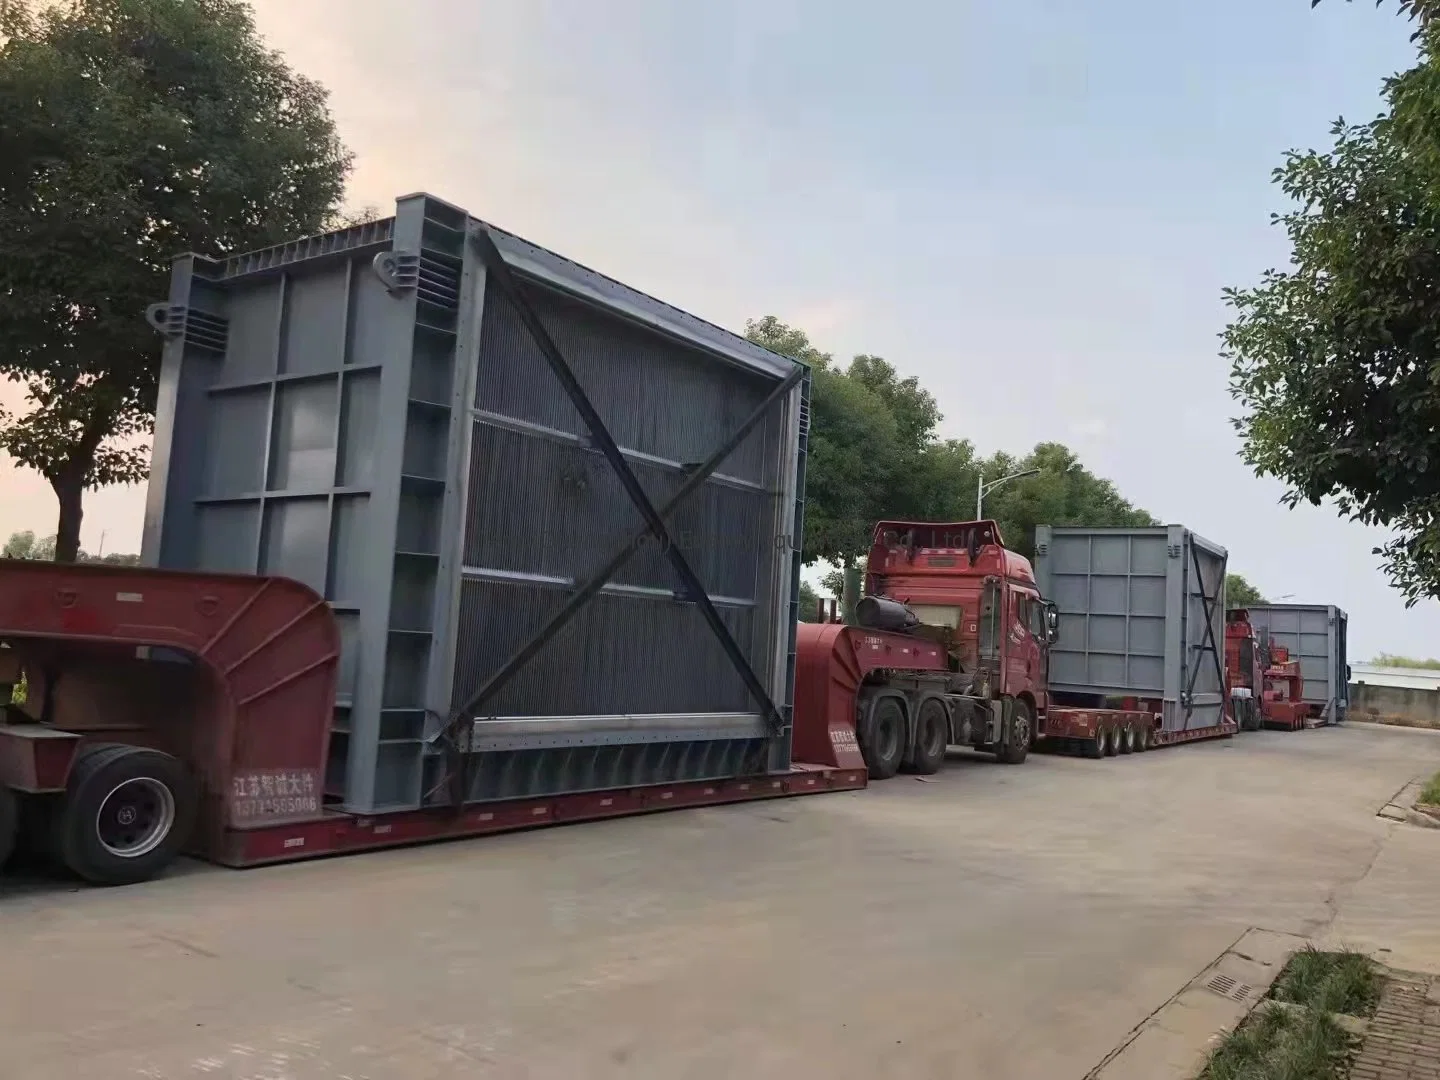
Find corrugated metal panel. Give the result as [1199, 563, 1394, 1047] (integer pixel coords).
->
[1244, 604, 1349, 722]
[1033, 525, 1229, 732]
[1350, 664, 1440, 692]
[141, 192, 808, 813]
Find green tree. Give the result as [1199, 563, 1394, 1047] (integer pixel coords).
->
[2, 529, 139, 564]
[978, 443, 1157, 559]
[2, 531, 49, 560]
[797, 580, 824, 622]
[746, 319, 901, 566]
[1372, 652, 1440, 668]
[1226, 574, 1267, 607]
[0, 0, 353, 562]
[1225, 9, 1440, 605]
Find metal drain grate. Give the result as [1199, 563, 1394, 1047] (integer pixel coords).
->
[1205, 974, 1255, 1001]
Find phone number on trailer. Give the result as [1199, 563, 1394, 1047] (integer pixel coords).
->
[228, 770, 320, 822]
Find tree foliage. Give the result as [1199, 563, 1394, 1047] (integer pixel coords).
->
[3, 529, 139, 565]
[1371, 651, 1440, 667]
[1226, 573, 1267, 607]
[744, 316, 1261, 606]
[1223, 13, 1440, 605]
[0, 0, 353, 560]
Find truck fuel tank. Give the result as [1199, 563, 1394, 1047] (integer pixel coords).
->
[855, 595, 920, 633]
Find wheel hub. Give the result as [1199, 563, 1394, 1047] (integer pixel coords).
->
[96, 778, 176, 859]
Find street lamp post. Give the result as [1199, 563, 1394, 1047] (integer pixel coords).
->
[976, 468, 1041, 520]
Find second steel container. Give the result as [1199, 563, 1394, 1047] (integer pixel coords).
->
[1034, 525, 1230, 732]
[141, 193, 810, 813]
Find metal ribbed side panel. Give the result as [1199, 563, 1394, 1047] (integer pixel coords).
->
[143, 191, 806, 813]
[1034, 525, 1229, 731]
[447, 273, 798, 799]
[451, 581, 757, 716]
[1244, 604, 1349, 722]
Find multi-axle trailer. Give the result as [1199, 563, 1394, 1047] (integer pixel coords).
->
[0, 193, 1245, 887]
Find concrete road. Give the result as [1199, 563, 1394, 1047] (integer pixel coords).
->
[3, 724, 1438, 1080]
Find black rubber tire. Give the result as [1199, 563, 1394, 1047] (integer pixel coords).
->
[0, 784, 16, 871]
[904, 698, 949, 775]
[56, 743, 197, 886]
[996, 698, 1032, 765]
[1104, 726, 1120, 757]
[1081, 726, 1106, 759]
[859, 697, 906, 781]
[1135, 727, 1150, 752]
[1119, 724, 1135, 755]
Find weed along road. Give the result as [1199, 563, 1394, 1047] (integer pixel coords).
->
[0, 723, 1434, 1079]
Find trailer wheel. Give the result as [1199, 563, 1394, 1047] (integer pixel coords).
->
[904, 698, 949, 775]
[0, 784, 16, 870]
[1104, 726, 1120, 757]
[996, 699, 1032, 765]
[1119, 725, 1136, 755]
[55, 743, 197, 886]
[859, 697, 906, 780]
[1081, 726, 1106, 759]
[1135, 727, 1150, 752]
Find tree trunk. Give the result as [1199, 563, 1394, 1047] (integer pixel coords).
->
[51, 476, 84, 563]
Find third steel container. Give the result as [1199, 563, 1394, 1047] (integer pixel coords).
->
[1242, 604, 1349, 724]
[1034, 525, 1230, 732]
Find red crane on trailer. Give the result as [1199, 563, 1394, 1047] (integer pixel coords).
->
[1224, 608, 1305, 732]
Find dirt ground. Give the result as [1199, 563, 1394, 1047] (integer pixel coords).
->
[4, 723, 1440, 1080]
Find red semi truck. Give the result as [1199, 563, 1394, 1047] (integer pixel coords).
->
[793, 519, 1230, 781]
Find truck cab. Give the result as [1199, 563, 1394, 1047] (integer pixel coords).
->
[863, 520, 1058, 715]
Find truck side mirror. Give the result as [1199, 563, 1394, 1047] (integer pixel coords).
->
[1044, 603, 1060, 644]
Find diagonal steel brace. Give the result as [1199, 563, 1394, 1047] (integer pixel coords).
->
[1183, 544, 1228, 728]
[457, 226, 797, 747]
[444, 360, 804, 734]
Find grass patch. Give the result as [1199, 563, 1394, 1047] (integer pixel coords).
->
[1198, 1002, 1353, 1080]
[1421, 769, 1440, 807]
[1269, 947, 1381, 1017]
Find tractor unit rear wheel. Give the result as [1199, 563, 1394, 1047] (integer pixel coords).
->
[903, 698, 949, 775]
[0, 783, 16, 871]
[55, 743, 197, 887]
[995, 699, 1032, 765]
[859, 697, 907, 781]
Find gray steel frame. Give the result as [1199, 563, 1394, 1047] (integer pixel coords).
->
[142, 192, 810, 813]
[1034, 524, 1230, 732]
[1243, 604, 1350, 723]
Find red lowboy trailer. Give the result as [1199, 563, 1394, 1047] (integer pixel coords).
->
[0, 559, 864, 886]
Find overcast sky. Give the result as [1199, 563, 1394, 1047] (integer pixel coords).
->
[0, 0, 1432, 658]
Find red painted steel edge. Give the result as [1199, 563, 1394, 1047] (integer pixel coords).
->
[216, 765, 869, 867]
[1041, 707, 1237, 746]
